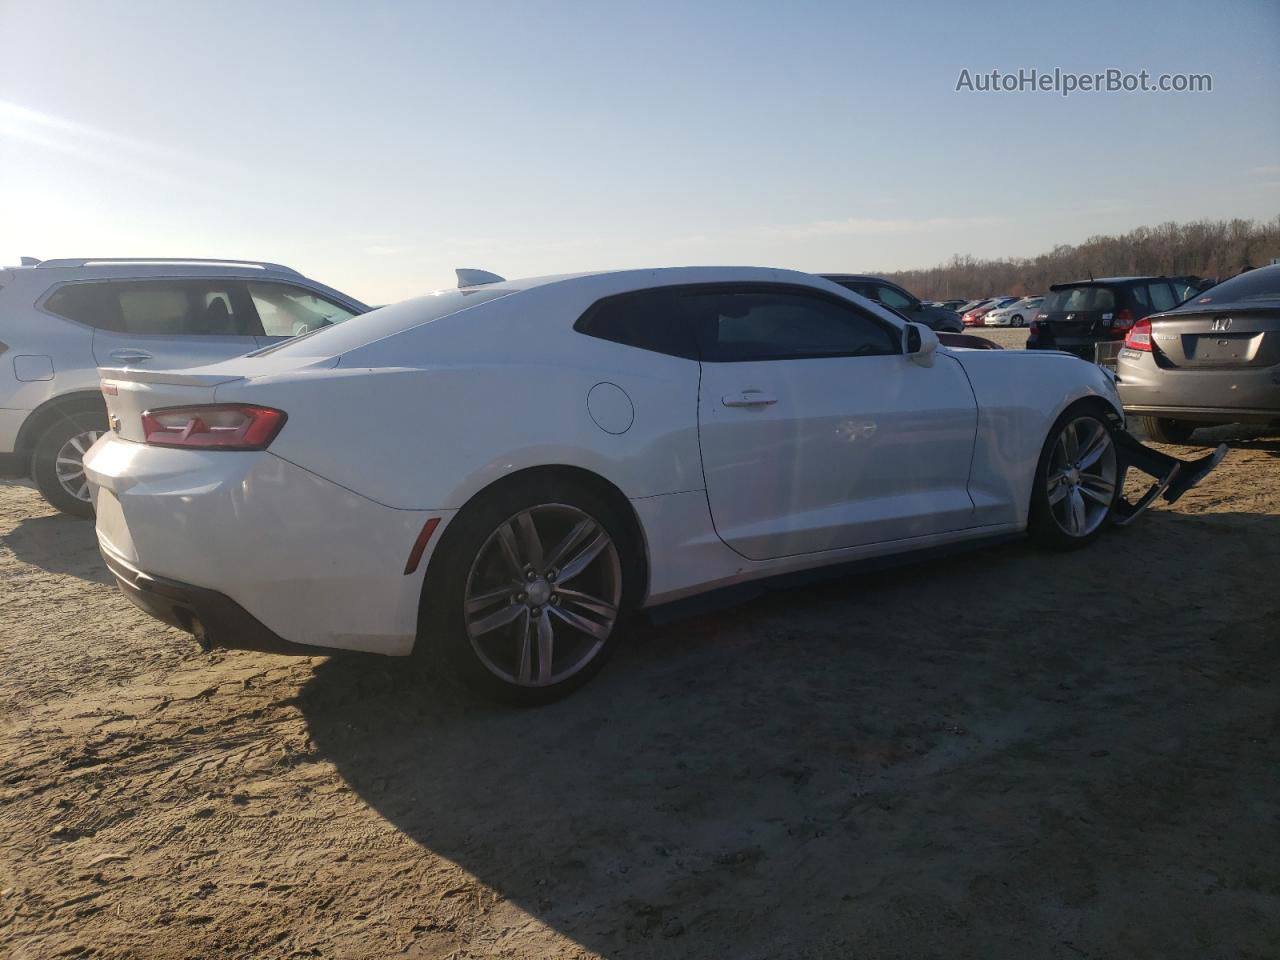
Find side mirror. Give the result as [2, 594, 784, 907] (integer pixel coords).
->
[903, 322, 938, 367]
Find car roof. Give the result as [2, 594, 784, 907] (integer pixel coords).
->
[1051, 276, 1162, 288]
[818, 273, 894, 284]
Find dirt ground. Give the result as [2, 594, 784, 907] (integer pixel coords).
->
[2, 368, 1279, 957]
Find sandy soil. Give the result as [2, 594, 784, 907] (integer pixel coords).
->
[2, 414, 1278, 958]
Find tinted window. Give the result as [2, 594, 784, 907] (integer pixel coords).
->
[1192, 266, 1280, 305]
[875, 284, 915, 309]
[249, 282, 360, 337]
[1042, 286, 1116, 313]
[44, 280, 253, 335]
[1147, 282, 1178, 312]
[677, 287, 900, 362]
[574, 289, 697, 359]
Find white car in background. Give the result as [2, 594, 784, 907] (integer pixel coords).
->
[0, 258, 368, 516]
[86, 266, 1137, 704]
[984, 297, 1043, 327]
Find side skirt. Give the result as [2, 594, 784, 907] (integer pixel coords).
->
[645, 530, 1023, 626]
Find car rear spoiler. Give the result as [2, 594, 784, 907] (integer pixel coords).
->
[1111, 431, 1228, 526]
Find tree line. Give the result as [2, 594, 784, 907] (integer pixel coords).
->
[881, 215, 1280, 300]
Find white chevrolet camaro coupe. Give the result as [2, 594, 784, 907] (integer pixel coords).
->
[85, 266, 1132, 703]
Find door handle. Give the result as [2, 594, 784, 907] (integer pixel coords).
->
[722, 390, 777, 408]
[109, 350, 152, 364]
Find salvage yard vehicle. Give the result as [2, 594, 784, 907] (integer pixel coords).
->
[1026, 276, 1185, 362]
[984, 296, 1043, 327]
[0, 258, 368, 516]
[83, 267, 1224, 704]
[1116, 263, 1280, 442]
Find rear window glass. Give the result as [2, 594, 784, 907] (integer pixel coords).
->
[252, 287, 513, 357]
[1042, 286, 1116, 313]
[1192, 266, 1280, 306]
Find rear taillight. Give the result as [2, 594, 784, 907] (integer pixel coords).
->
[141, 404, 287, 450]
[1112, 308, 1135, 332]
[1124, 318, 1152, 352]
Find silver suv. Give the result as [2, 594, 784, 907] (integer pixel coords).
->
[0, 258, 369, 516]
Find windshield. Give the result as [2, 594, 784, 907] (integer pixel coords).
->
[1191, 266, 1280, 306]
[251, 287, 514, 357]
[1042, 286, 1116, 313]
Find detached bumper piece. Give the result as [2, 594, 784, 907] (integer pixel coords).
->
[101, 548, 333, 656]
[1111, 431, 1229, 527]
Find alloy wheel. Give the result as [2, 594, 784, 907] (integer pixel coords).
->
[1046, 416, 1117, 538]
[463, 504, 622, 687]
[55, 429, 105, 502]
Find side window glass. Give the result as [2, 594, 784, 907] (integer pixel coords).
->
[574, 289, 696, 359]
[679, 288, 900, 362]
[45, 280, 247, 335]
[44, 282, 124, 331]
[1148, 282, 1177, 312]
[875, 285, 914, 310]
[247, 282, 360, 337]
[1130, 285, 1150, 310]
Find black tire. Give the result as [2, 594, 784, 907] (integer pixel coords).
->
[31, 406, 108, 519]
[1012, 314, 1024, 327]
[1028, 403, 1121, 551]
[418, 475, 641, 706]
[1139, 416, 1196, 444]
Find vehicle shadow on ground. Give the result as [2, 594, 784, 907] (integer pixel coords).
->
[0, 512, 112, 585]
[300, 510, 1280, 958]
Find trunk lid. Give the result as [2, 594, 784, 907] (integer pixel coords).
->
[1150, 306, 1280, 369]
[97, 355, 337, 443]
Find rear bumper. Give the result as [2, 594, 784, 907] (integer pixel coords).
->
[1116, 350, 1280, 422]
[84, 437, 455, 657]
[102, 545, 332, 655]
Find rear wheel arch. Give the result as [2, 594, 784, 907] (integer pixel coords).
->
[420, 464, 651, 613]
[14, 391, 108, 467]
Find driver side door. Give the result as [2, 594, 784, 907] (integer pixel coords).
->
[689, 284, 978, 560]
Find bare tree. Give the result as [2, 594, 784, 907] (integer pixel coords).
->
[881, 215, 1280, 300]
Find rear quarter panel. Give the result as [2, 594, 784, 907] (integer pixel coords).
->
[951, 350, 1122, 527]
[213, 285, 704, 510]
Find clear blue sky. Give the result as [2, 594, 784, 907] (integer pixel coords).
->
[2, 0, 1277, 303]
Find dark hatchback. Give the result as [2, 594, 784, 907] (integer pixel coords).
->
[1027, 276, 1194, 361]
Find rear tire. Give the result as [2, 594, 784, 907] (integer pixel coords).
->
[1012, 314, 1024, 327]
[31, 408, 108, 519]
[1139, 416, 1196, 444]
[419, 476, 641, 706]
[1029, 404, 1120, 551]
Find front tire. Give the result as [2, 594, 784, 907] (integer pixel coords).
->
[1139, 416, 1196, 444]
[420, 476, 639, 705]
[31, 408, 107, 519]
[1029, 404, 1120, 550]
